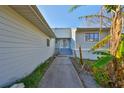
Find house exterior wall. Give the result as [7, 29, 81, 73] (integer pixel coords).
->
[52, 28, 73, 55]
[52, 28, 71, 38]
[55, 38, 71, 49]
[0, 6, 55, 87]
[122, 27, 124, 33]
[75, 30, 109, 60]
[70, 28, 77, 50]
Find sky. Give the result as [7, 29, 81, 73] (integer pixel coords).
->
[37, 5, 101, 28]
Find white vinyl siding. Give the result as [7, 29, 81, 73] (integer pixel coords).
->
[52, 28, 71, 38]
[76, 31, 109, 49]
[75, 30, 109, 60]
[0, 6, 55, 87]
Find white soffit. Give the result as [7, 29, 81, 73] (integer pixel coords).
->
[10, 5, 56, 38]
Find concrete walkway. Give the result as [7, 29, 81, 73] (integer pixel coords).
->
[38, 56, 83, 88]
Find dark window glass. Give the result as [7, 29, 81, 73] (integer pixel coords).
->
[47, 39, 50, 47]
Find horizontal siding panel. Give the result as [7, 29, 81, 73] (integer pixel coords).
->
[0, 6, 55, 87]
[0, 47, 43, 54]
[75, 49, 98, 60]
[0, 8, 41, 34]
[0, 23, 42, 40]
[76, 31, 109, 49]
[0, 52, 42, 71]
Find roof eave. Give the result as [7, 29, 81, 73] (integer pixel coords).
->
[9, 5, 56, 38]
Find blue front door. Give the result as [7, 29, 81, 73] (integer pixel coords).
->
[59, 48, 72, 55]
[56, 38, 72, 55]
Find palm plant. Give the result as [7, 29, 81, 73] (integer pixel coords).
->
[69, 5, 124, 87]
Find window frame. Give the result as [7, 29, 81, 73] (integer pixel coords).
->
[47, 39, 50, 47]
[85, 32, 99, 42]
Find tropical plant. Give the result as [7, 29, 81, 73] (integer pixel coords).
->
[92, 51, 114, 68]
[69, 5, 124, 87]
[70, 5, 123, 57]
[92, 67, 111, 87]
[91, 35, 111, 51]
[69, 5, 112, 28]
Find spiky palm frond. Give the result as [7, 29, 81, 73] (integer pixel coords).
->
[92, 51, 114, 68]
[78, 15, 112, 21]
[91, 35, 111, 51]
[93, 50, 110, 56]
[104, 5, 118, 13]
[69, 5, 82, 12]
[93, 55, 113, 68]
[116, 34, 124, 59]
[79, 14, 112, 28]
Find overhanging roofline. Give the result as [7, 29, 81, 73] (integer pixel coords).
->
[9, 5, 56, 38]
[77, 27, 110, 32]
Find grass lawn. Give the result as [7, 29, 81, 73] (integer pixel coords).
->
[16, 56, 55, 88]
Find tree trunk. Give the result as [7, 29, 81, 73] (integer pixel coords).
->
[109, 5, 123, 87]
[110, 5, 122, 56]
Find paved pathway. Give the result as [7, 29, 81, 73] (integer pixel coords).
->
[38, 56, 83, 88]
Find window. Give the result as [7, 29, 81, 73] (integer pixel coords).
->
[47, 39, 50, 47]
[85, 32, 99, 42]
